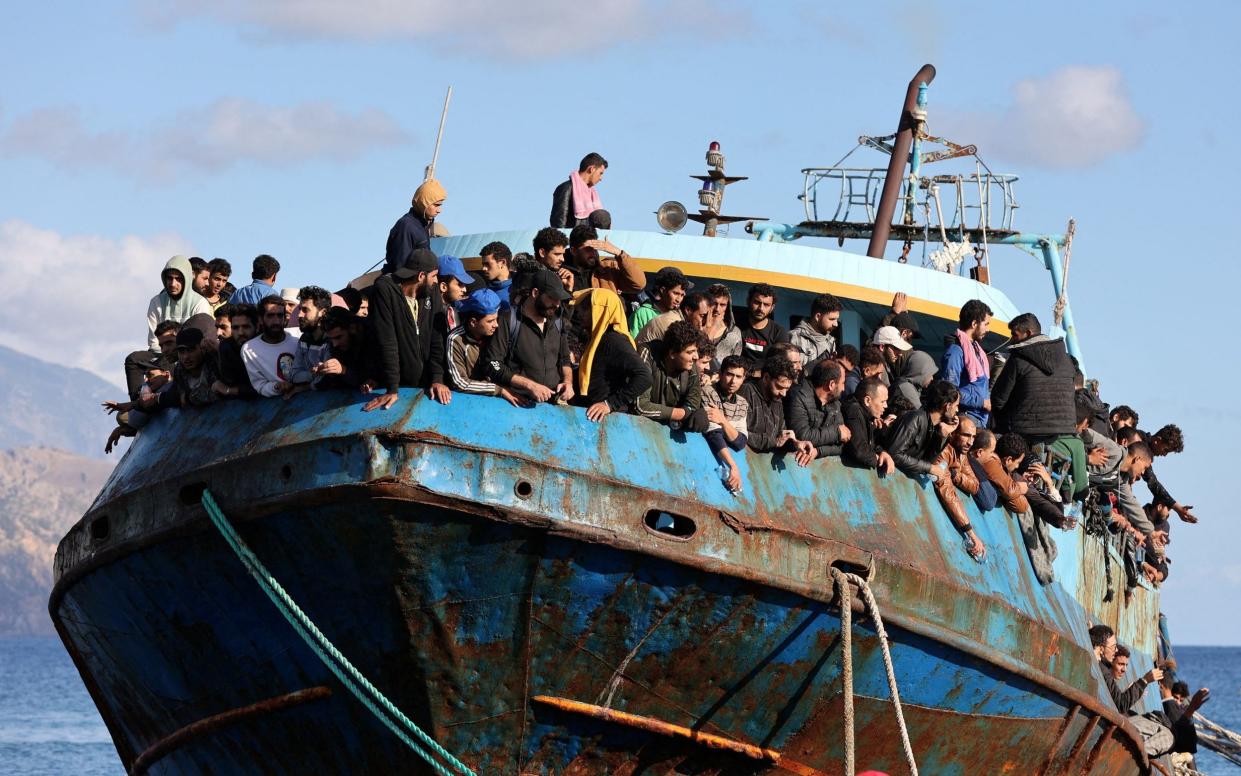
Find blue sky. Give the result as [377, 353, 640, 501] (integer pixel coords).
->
[2, 1, 1238, 644]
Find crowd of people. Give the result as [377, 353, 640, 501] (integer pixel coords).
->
[102, 156, 1210, 763]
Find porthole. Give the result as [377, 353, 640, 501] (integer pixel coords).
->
[644, 510, 696, 539]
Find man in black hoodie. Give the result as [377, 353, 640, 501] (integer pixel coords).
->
[364, 249, 449, 411]
[991, 313, 1087, 499]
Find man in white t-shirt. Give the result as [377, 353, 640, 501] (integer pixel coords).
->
[242, 295, 301, 398]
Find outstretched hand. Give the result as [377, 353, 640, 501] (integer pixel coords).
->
[891, 291, 908, 314]
[1175, 504, 1198, 524]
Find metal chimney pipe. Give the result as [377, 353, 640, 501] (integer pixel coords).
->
[866, 64, 936, 259]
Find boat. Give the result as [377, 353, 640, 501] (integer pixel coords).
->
[52, 65, 1166, 774]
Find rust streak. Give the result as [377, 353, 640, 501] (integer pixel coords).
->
[531, 695, 826, 776]
[128, 686, 332, 775]
[1081, 720, 1112, 773]
[1061, 713, 1100, 775]
[1036, 703, 1079, 776]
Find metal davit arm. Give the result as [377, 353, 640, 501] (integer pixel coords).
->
[867, 64, 936, 259]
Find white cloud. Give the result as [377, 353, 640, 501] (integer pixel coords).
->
[140, 0, 729, 59]
[0, 99, 409, 182]
[0, 220, 193, 387]
[938, 66, 1145, 169]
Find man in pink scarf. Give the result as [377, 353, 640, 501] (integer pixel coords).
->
[550, 152, 607, 228]
[939, 299, 994, 426]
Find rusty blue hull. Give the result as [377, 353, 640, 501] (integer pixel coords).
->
[51, 388, 1159, 774]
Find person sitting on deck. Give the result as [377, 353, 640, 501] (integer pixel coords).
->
[476, 241, 515, 310]
[789, 292, 842, 369]
[228, 254, 281, 308]
[886, 379, 959, 479]
[204, 258, 233, 310]
[312, 307, 371, 392]
[568, 288, 652, 421]
[550, 152, 607, 228]
[739, 357, 813, 460]
[437, 255, 473, 330]
[738, 283, 789, 376]
[382, 178, 446, 275]
[124, 255, 214, 400]
[364, 249, 451, 411]
[703, 284, 743, 368]
[635, 320, 706, 432]
[931, 415, 986, 561]
[874, 326, 937, 410]
[939, 299, 993, 426]
[841, 377, 895, 474]
[703, 354, 750, 492]
[288, 285, 333, 390]
[990, 312, 1087, 501]
[563, 225, 647, 296]
[629, 267, 692, 339]
[241, 296, 301, 399]
[785, 360, 850, 466]
[636, 291, 709, 347]
[479, 268, 574, 405]
[214, 304, 258, 399]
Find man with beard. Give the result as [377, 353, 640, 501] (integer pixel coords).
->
[785, 359, 851, 465]
[739, 283, 789, 376]
[289, 285, 333, 389]
[931, 414, 986, 561]
[365, 248, 451, 411]
[437, 255, 472, 329]
[241, 295, 302, 398]
[312, 307, 371, 391]
[703, 355, 749, 493]
[636, 291, 710, 348]
[215, 303, 258, 399]
[126, 255, 213, 399]
[564, 225, 646, 295]
[155, 327, 221, 409]
[739, 357, 809, 458]
[480, 268, 574, 404]
[788, 293, 841, 368]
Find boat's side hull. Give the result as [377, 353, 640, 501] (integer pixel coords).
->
[52, 490, 1143, 775]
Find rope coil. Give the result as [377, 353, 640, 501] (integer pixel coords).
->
[200, 490, 476, 776]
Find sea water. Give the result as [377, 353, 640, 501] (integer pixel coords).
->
[0, 637, 1236, 774]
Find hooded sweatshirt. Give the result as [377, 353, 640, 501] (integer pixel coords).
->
[146, 255, 212, 349]
[892, 350, 938, 409]
[788, 320, 836, 368]
[991, 334, 1076, 436]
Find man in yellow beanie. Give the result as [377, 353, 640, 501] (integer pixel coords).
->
[382, 178, 447, 274]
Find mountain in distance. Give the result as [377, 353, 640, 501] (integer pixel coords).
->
[0, 447, 113, 635]
[0, 344, 123, 459]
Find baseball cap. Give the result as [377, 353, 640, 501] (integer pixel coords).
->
[531, 268, 571, 301]
[458, 288, 501, 317]
[393, 248, 439, 280]
[890, 311, 921, 338]
[280, 287, 299, 303]
[437, 254, 472, 286]
[872, 326, 911, 351]
[175, 327, 205, 349]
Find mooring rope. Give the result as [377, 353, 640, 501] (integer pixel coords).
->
[200, 489, 476, 776]
[830, 568, 919, 776]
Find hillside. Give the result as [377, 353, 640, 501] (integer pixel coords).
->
[0, 344, 122, 459]
[0, 448, 113, 635]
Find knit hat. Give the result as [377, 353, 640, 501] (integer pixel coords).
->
[412, 178, 447, 217]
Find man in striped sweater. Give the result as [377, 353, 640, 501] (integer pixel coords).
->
[445, 289, 531, 407]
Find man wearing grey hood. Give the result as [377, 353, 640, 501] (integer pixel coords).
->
[124, 255, 213, 399]
[788, 293, 841, 369]
[145, 255, 212, 348]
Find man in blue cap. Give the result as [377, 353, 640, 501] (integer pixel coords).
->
[437, 254, 473, 329]
[445, 289, 530, 407]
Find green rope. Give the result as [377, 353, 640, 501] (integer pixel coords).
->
[200, 489, 476, 776]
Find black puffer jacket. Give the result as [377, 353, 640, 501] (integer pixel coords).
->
[991, 335, 1076, 436]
